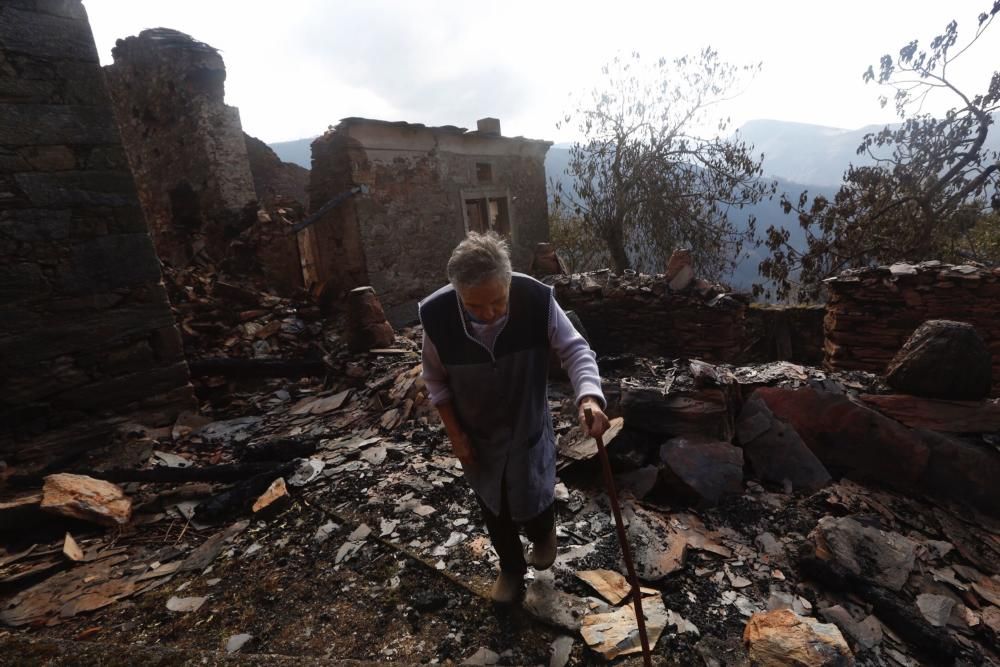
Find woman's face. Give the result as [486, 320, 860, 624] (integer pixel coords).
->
[458, 277, 509, 325]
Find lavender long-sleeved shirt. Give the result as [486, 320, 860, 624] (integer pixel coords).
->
[421, 295, 605, 408]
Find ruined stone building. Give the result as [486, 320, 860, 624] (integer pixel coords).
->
[243, 133, 309, 208]
[0, 1, 195, 464]
[308, 117, 551, 323]
[103, 29, 258, 267]
[238, 134, 311, 293]
[103, 29, 312, 294]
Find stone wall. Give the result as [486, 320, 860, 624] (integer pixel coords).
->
[244, 132, 309, 207]
[234, 202, 307, 294]
[0, 0, 195, 464]
[743, 304, 826, 365]
[825, 262, 1000, 395]
[550, 272, 748, 362]
[103, 29, 257, 266]
[308, 118, 551, 324]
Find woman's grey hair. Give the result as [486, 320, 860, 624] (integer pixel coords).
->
[447, 231, 512, 290]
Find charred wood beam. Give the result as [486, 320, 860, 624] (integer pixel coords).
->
[289, 184, 369, 234]
[188, 358, 328, 379]
[80, 462, 290, 484]
[194, 462, 295, 523]
[797, 548, 967, 665]
[7, 462, 289, 488]
[241, 437, 317, 462]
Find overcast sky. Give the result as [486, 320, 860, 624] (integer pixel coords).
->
[82, 0, 997, 144]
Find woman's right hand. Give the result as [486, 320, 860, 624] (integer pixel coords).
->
[449, 430, 476, 468]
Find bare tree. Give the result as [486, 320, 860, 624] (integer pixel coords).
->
[759, 2, 1000, 300]
[556, 49, 775, 279]
[548, 197, 610, 273]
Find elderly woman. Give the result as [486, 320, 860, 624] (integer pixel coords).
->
[420, 231, 610, 603]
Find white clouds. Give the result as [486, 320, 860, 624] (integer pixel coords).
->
[82, 0, 997, 143]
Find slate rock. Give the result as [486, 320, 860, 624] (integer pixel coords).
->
[625, 506, 687, 580]
[194, 416, 263, 445]
[523, 576, 591, 632]
[621, 359, 740, 441]
[860, 393, 1000, 433]
[915, 593, 956, 627]
[754, 386, 929, 490]
[615, 465, 659, 500]
[347, 286, 395, 352]
[766, 592, 811, 616]
[166, 596, 207, 613]
[665, 249, 695, 291]
[41, 473, 132, 526]
[658, 435, 743, 506]
[811, 516, 917, 592]
[549, 635, 575, 667]
[917, 429, 1000, 517]
[885, 320, 992, 400]
[743, 609, 854, 666]
[817, 605, 882, 651]
[737, 394, 831, 492]
[225, 633, 253, 654]
[464, 647, 500, 665]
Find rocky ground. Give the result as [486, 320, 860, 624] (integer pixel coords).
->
[2, 271, 999, 666]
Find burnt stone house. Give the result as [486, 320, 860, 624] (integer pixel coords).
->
[103, 29, 258, 267]
[308, 117, 551, 324]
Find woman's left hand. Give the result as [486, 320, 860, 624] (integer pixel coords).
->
[578, 397, 610, 438]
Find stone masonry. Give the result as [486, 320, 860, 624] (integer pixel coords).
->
[308, 117, 551, 324]
[824, 261, 1000, 396]
[550, 271, 748, 362]
[104, 29, 257, 266]
[0, 0, 195, 464]
[743, 303, 825, 365]
[244, 132, 309, 208]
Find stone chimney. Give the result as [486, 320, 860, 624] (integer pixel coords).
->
[104, 29, 257, 266]
[477, 117, 502, 136]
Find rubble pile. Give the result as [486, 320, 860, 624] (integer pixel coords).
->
[15, 1, 999, 663]
[825, 261, 1000, 395]
[229, 196, 311, 296]
[549, 270, 748, 362]
[3, 333, 999, 664]
[162, 261, 325, 364]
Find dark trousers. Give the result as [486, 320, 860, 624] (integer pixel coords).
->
[475, 476, 554, 576]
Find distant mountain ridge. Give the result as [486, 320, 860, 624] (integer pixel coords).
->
[269, 137, 315, 169]
[735, 119, 894, 186]
[735, 115, 1000, 187]
[269, 116, 1000, 187]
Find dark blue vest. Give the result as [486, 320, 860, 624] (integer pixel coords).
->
[419, 273, 556, 520]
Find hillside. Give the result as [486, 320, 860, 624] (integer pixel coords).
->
[735, 115, 1000, 187]
[545, 146, 835, 290]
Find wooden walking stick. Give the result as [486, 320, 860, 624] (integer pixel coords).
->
[585, 407, 653, 666]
